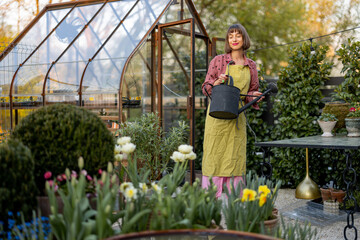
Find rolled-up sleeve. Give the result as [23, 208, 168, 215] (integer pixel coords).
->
[202, 57, 219, 97]
[245, 61, 260, 110]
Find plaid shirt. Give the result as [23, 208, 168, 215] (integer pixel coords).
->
[202, 53, 259, 110]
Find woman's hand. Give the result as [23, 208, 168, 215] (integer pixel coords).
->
[213, 74, 228, 86]
[252, 91, 265, 102]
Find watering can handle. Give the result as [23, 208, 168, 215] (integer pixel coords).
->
[226, 75, 234, 86]
[203, 83, 213, 100]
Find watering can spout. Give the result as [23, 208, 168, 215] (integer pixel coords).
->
[238, 83, 278, 114]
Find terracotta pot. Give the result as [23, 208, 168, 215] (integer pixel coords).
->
[37, 195, 97, 217]
[264, 214, 279, 235]
[37, 196, 64, 217]
[320, 188, 332, 202]
[331, 189, 346, 203]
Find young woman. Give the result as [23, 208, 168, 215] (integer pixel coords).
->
[201, 23, 263, 198]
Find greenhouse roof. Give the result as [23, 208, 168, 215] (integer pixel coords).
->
[0, 0, 208, 98]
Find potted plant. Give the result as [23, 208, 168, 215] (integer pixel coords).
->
[345, 103, 360, 137]
[223, 172, 281, 235]
[317, 113, 338, 137]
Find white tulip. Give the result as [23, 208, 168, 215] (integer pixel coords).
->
[185, 151, 197, 160]
[121, 143, 136, 154]
[178, 144, 193, 154]
[115, 154, 124, 162]
[117, 136, 131, 146]
[170, 151, 186, 163]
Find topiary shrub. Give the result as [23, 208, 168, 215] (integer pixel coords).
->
[11, 104, 114, 195]
[0, 139, 37, 229]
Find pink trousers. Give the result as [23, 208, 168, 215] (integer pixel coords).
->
[201, 176, 244, 198]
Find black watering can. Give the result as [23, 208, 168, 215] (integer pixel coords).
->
[205, 75, 278, 120]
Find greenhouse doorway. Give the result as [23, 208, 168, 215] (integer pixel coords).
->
[158, 19, 196, 181]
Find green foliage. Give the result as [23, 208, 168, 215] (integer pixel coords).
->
[275, 216, 318, 240]
[333, 38, 360, 103]
[318, 113, 338, 122]
[194, 0, 307, 74]
[116, 112, 188, 180]
[0, 139, 37, 224]
[246, 64, 275, 173]
[11, 104, 115, 195]
[272, 42, 333, 187]
[47, 163, 119, 240]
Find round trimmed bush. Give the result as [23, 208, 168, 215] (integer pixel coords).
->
[11, 104, 115, 194]
[0, 139, 37, 226]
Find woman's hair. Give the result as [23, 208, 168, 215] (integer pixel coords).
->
[224, 24, 251, 53]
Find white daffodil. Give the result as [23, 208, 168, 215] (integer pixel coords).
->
[151, 182, 162, 194]
[115, 153, 124, 162]
[185, 151, 197, 160]
[139, 183, 148, 195]
[178, 144, 193, 154]
[170, 151, 186, 163]
[117, 136, 131, 146]
[120, 182, 133, 194]
[121, 143, 136, 154]
[124, 187, 138, 201]
[114, 145, 122, 154]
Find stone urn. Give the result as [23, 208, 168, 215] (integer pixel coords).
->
[317, 120, 337, 137]
[345, 118, 360, 137]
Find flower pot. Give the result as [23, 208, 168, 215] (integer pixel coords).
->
[322, 102, 350, 129]
[263, 213, 279, 235]
[320, 188, 332, 202]
[37, 196, 64, 217]
[330, 189, 346, 203]
[345, 118, 360, 137]
[317, 120, 337, 137]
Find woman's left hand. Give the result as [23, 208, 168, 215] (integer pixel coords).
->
[252, 91, 265, 102]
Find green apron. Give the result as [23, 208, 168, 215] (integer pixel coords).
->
[202, 65, 250, 177]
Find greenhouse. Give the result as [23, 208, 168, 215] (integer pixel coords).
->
[0, 0, 212, 144]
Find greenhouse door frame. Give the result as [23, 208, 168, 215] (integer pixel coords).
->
[157, 18, 195, 183]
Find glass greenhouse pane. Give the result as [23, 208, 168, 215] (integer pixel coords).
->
[14, 4, 103, 95]
[47, 1, 136, 95]
[160, 0, 201, 34]
[161, 23, 192, 132]
[121, 41, 152, 121]
[0, 8, 70, 96]
[82, 0, 171, 93]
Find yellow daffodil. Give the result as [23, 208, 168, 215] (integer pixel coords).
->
[139, 183, 148, 195]
[151, 182, 162, 194]
[120, 182, 133, 194]
[259, 194, 267, 207]
[258, 185, 271, 197]
[241, 188, 257, 202]
[124, 187, 138, 201]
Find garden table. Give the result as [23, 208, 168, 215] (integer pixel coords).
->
[255, 134, 359, 240]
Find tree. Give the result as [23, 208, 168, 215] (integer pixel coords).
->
[194, 0, 360, 76]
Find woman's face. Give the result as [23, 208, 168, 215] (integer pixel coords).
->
[228, 31, 243, 51]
